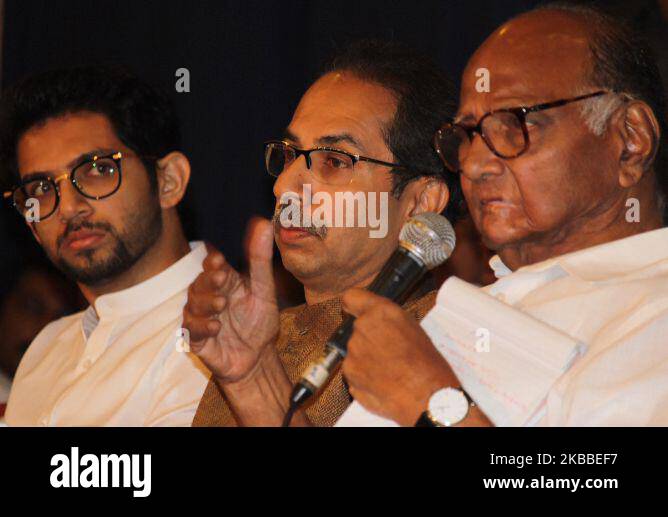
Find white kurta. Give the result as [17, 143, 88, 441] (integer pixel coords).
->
[484, 228, 668, 425]
[6, 242, 211, 426]
[338, 227, 668, 426]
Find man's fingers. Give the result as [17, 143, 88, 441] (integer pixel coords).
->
[191, 258, 244, 296]
[202, 248, 226, 270]
[341, 288, 389, 318]
[183, 314, 221, 342]
[245, 217, 276, 301]
[190, 269, 224, 295]
[185, 291, 227, 317]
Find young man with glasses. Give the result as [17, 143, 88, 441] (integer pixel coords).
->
[185, 40, 460, 426]
[1, 66, 210, 426]
[334, 4, 668, 427]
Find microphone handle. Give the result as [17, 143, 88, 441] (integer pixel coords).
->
[326, 247, 427, 356]
[289, 247, 429, 412]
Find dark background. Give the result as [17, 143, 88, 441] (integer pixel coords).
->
[1, 0, 666, 275]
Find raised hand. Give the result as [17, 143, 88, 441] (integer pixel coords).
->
[183, 218, 280, 384]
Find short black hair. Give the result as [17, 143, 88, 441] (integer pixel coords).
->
[532, 2, 668, 218]
[0, 64, 181, 189]
[322, 39, 462, 222]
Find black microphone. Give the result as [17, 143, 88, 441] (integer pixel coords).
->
[283, 212, 457, 424]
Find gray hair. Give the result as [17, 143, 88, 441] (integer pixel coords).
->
[528, 2, 667, 223]
[578, 92, 626, 136]
[578, 91, 666, 214]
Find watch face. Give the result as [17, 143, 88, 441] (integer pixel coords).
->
[428, 388, 469, 426]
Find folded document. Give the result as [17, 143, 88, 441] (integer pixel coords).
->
[335, 276, 586, 427]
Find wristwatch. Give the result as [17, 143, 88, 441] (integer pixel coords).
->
[415, 387, 474, 427]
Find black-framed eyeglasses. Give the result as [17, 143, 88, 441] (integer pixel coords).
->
[264, 140, 404, 186]
[4, 151, 126, 221]
[434, 90, 611, 173]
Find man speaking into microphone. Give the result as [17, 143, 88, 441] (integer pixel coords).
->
[185, 40, 460, 426]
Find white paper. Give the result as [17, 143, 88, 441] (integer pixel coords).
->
[335, 277, 586, 427]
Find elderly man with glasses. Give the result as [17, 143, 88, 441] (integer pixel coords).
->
[335, 4, 668, 427]
[1, 66, 210, 426]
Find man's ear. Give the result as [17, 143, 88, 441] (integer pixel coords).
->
[616, 100, 660, 188]
[155, 152, 191, 209]
[400, 176, 450, 218]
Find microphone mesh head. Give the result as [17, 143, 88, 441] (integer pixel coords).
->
[399, 213, 456, 269]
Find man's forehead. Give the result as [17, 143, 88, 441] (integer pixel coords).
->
[458, 12, 591, 114]
[17, 112, 121, 174]
[289, 72, 397, 149]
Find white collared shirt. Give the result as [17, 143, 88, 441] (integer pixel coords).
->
[6, 242, 211, 427]
[483, 227, 668, 426]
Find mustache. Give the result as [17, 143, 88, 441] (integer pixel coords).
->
[57, 220, 114, 249]
[272, 203, 327, 239]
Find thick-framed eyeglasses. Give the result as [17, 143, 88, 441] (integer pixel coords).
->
[264, 140, 404, 186]
[4, 151, 128, 221]
[434, 90, 611, 173]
